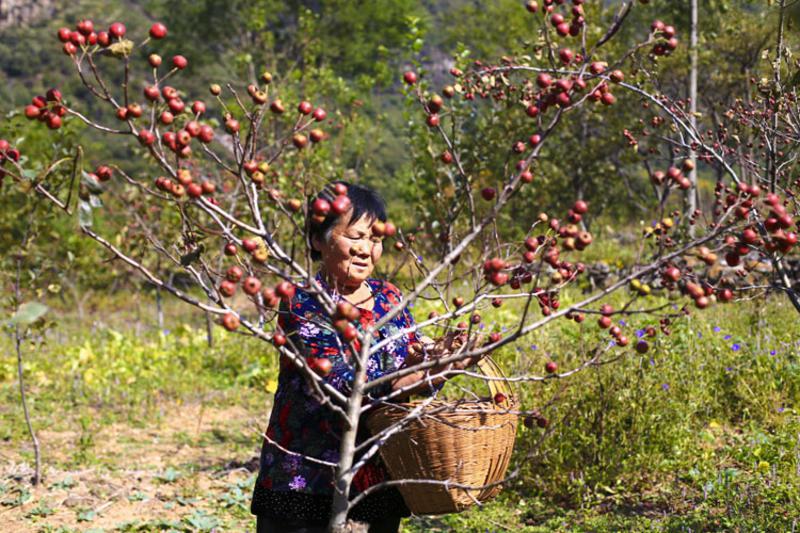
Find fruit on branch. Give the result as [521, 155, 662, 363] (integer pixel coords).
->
[261, 287, 279, 308]
[312, 198, 331, 216]
[226, 265, 244, 283]
[108, 22, 126, 39]
[441, 150, 453, 164]
[198, 125, 214, 143]
[144, 85, 160, 101]
[225, 118, 240, 133]
[298, 101, 313, 115]
[275, 281, 296, 301]
[273, 333, 287, 347]
[313, 108, 327, 121]
[219, 280, 236, 297]
[270, 100, 285, 114]
[138, 130, 155, 146]
[292, 134, 308, 149]
[559, 48, 574, 64]
[127, 103, 143, 118]
[481, 187, 496, 201]
[428, 94, 444, 113]
[545, 361, 558, 374]
[57, 27, 71, 42]
[609, 70, 624, 83]
[172, 55, 188, 70]
[243, 277, 262, 296]
[187, 183, 203, 198]
[314, 358, 333, 376]
[600, 92, 616, 106]
[309, 129, 325, 143]
[525, 0, 538, 13]
[536, 73, 552, 89]
[403, 71, 418, 85]
[221, 313, 240, 331]
[95, 165, 113, 181]
[149, 22, 168, 39]
[598, 316, 612, 329]
[331, 195, 351, 215]
[426, 114, 440, 128]
[77, 19, 94, 35]
[63, 42, 77, 55]
[493, 392, 508, 404]
[159, 111, 174, 126]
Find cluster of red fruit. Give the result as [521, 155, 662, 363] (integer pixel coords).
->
[154, 169, 217, 201]
[57, 20, 167, 56]
[137, 84, 210, 150]
[0, 139, 21, 184]
[595, 304, 631, 347]
[650, 160, 694, 191]
[719, 184, 797, 257]
[23, 88, 66, 130]
[649, 20, 679, 57]
[525, 0, 587, 38]
[220, 278, 295, 330]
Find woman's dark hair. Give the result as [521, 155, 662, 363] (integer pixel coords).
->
[308, 181, 387, 261]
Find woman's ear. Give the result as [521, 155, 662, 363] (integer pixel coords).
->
[310, 233, 325, 255]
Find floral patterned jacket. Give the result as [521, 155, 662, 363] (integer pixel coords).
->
[252, 273, 432, 498]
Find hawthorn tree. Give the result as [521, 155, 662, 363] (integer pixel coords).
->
[2, 1, 798, 531]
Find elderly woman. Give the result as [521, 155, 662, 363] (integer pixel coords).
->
[250, 183, 477, 532]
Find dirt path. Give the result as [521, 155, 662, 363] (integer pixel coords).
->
[1, 401, 266, 532]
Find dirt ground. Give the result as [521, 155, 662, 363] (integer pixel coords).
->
[0, 401, 266, 532]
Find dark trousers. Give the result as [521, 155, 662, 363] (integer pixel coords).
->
[256, 514, 401, 533]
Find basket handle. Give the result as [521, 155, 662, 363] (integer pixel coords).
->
[476, 356, 514, 404]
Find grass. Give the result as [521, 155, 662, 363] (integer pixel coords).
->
[1, 288, 799, 531]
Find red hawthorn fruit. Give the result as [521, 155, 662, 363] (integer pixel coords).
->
[275, 281, 296, 301]
[493, 392, 508, 404]
[609, 69, 624, 83]
[138, 130, 155, 145]
[187, 183, 203, 198]
[558, 48, 574, 64]
[598, 316, 612, 329]
[403, 71, 418, 85]
[441, 151, 453, 164]
[309, 129, 324, 143]
[96, 31, 110, 47]
[428, 94, 444, 113]
[219, 280, 236, 297]
[108, 22, 126, 39]
[57, 27, 71, 42]
[600, 92, 616, 105]
[96, 165, 113, 181]
[226, 265, 244, 282]
[185, 121, 201, 137]
[172, 55, 188, 69]
[526, 105, 540, 118]
[529, 133, 542, 146]
[556, 22, 570, 36]
[520, 170, 533, 183]
[242, 239, 258, 253]
[198, 125, 214, 143]
[149, 54, 162, 67]
[525, 0, 538, 12]
[719, 288, 734, 302]
[222, 313, 239, 331]
[144, 85, 160, 101]
[261, 287, 279, 308]
[331, 195, 351, 215]
[224, 243, 238, 256]
[312, 198, 331, 216]
[545, 361, 558, 374]
[272, 333, 287, 347]
[481, 187, 496, 201]
[298, 101, 313, 115]
[77, 19, 94, 36]
[225, 119, 240, 133]
[312, 108, 327, 121]
[426, 114, 440, 128]
[292, 133, 308, 149]
[242, 276, 262, 296]
[315, 358, 332, 375]
[635, 340, 649, 354]
[573, 200, 588, 214]
[149, 22, 168, 39]
[536, 73, 552, 88]
[192, 100, 206, 115]
[196, 181, 214, 195]
[24, 105, 40, 119]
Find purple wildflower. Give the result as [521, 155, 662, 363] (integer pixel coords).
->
[723, 334, 732, 340]
[770, 350, 777, 356]
[530, 344, 538, 350]
[697, 332, 703, 338]
[731, 344, 741, 352]
[661, 383, 670, 391]
[713, 326, 721, 333]
[636, 329, 645, 338]
[289, 475, 307, 491]
[777, 407, 785, 413]
[619, 319, 627, 326]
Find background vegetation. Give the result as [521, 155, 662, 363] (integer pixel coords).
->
[1, 0, 799, 531]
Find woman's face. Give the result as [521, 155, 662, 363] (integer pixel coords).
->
[315, 211, 383, 290]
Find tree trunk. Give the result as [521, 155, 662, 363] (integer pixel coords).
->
[688, 0, 699, 236]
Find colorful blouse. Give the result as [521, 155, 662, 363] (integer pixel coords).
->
[250, 274, 432, 519]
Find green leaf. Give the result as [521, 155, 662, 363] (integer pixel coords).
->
[10, 302, 48, 326]
[108, 39, 134, 58]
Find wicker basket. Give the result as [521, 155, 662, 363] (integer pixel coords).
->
[365, 357, 518, 515]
